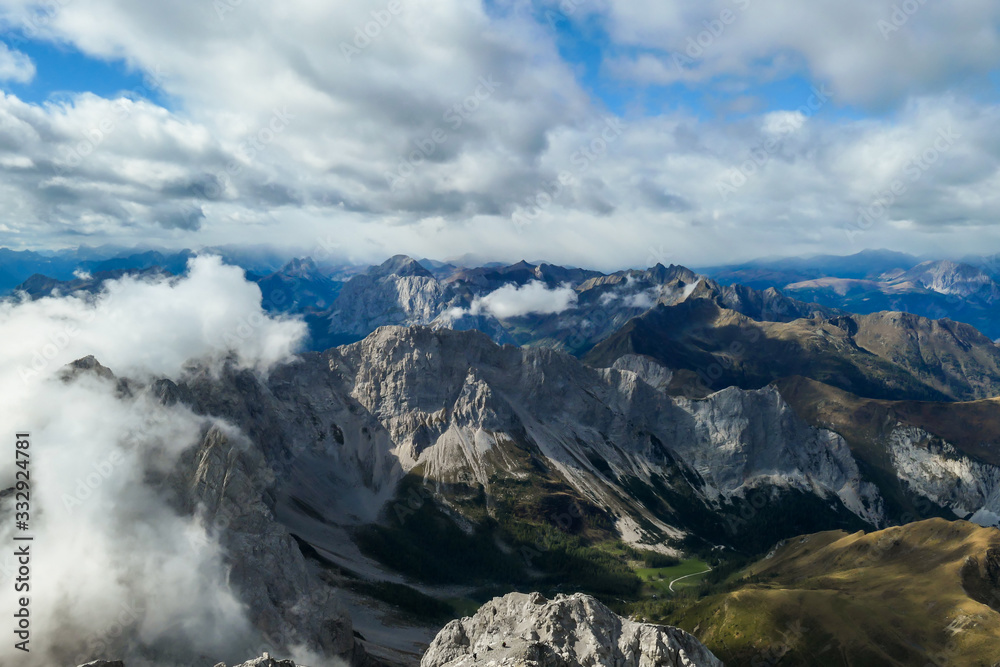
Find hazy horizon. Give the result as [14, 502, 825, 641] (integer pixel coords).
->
[0, 243, 992, 275]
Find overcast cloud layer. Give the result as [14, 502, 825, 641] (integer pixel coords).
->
[0, 0, 997, 266]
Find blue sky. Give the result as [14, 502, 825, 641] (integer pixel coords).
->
[2, 35, 168, 106]
[553, 11, 771, 119]
[0, 0, 998, 267]
[1, 27, 877, 129]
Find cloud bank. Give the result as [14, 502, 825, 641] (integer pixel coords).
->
[0, 1, 997, 265]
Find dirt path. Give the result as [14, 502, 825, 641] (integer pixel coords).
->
[668, 565, 712, 592]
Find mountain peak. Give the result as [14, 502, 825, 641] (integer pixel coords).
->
[369, 255, 433, 279]
[279, 256, 318, 276]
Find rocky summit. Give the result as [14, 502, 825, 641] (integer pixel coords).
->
[421, 592, 723, 667]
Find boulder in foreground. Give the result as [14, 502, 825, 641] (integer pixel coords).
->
[421, 592, 723, 667]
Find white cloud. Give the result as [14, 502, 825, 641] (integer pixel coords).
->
[450, 280, 578, 319]
[9, 255, 306, 379]
[0, 0, 591, 241]
[0, 41, 34, 82]
[596, 0, 1000, 107]
[0, 2, 996, 265]
[625, 289, 657, 309]
[0, 255, 308, 665]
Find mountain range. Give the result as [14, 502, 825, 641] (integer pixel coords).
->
[703, 250, 1000, 340]
[8, 247, 1000, 666]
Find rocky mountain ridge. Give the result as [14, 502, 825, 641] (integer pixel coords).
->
[60, 358, 372, 667]
[587, 297, 1000, 402]
[707, 252, 1000, 340]
[165, 323, 1000, 576]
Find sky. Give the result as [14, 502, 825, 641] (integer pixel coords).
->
[0, 0, 998, 269]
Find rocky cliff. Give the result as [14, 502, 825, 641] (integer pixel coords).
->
[172, 324, 963, 559]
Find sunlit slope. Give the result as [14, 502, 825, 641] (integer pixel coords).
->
[674, 519, 1000, 666]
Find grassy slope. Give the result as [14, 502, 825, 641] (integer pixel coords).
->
[668, 519, 1000, 666]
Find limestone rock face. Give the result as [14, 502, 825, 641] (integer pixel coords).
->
[421, 593, 723, 667]
[322, 326, 887, 535]
[173, 425, 356, 659]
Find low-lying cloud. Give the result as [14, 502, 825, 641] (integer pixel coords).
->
[0, 256, 310, 665]
[450, 280, 578, 320]
[10, 254, 305, 381]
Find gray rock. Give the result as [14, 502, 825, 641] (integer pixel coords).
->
[169, 424, 359, 661]
[421, 592, 723, 667]
[76, 655, 300, 667]
[216, 652, 298, 667]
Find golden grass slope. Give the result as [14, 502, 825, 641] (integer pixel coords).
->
[674, 519, 1000, 666]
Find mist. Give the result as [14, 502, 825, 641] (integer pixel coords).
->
[0, 256, 312, 665]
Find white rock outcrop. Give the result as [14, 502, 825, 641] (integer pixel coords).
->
[421, 592, 723, 667]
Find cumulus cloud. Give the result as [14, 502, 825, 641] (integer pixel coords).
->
[0, 41, 34, 82]
[596, 0, 1000, 107]
[0, 1, 997, 265]
[0, 255, 308, 665]
[9, 255, 305, 379]
[450, 280, 578, 320]
[0, 0, 590, 246]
